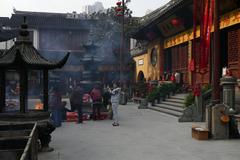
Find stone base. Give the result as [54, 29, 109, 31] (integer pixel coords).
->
[138, 105, 148, 109]
[179, 104, 204, 122]
[229, 116, 240, 139]
[40, 146, 54, 152]
[137, 99, 148, 109]
[211, 104, 229, 140]
[0, 110, 55, 151]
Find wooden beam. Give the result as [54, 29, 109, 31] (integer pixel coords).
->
[43, 70, 48, 111]
[19, 69, 28, 113]
[0, 70, 5, 113]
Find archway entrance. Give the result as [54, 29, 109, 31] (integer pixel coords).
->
[137, 71, 145, 82]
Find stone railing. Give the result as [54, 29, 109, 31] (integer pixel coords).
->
[20, 123, 38, 160]
[179, 89, 212, 122]
[0, 123, 38, 160]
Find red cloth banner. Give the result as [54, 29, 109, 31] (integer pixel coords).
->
[189, 59, 195, 72]
[192, 0, 198, 72]
[199, 0, 214, 69]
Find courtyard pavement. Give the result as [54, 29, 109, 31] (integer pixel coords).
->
[39, 103, 240, 160]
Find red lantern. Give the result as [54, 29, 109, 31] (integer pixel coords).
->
[116, 7, 123, 12]
[171, 19, 180, 26]
[116, 1, 122, 6]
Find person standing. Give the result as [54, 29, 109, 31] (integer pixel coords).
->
[70, 83, 84, 124]
[90, 85, 102, 120]
[174, 72, 181, 92]
[49, 86, 62, 127]
[104, 85, 112, 119]
[103, 85, 111, 110]
[109, 83, 121, 126]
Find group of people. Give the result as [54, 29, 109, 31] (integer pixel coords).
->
[159, 72, 181, 83]
[49, 82, 121, 127]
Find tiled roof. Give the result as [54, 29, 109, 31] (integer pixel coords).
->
[139, 0, 185, 25]
[0, 22, 69, 69]
[0, 17, 10, 26]
[3, 10, 96, 29]
[0, 50, 6, 57]
[0, 42, 70, 69]
[132, 0, 191, 37]
[0, 26, 17, 42]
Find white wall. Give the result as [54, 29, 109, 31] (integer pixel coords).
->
[130, 38, 137, 50]
[33, 29, 39, 49]
[0, 39, 15, 50]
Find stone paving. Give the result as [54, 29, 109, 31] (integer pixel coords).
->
[39, 103, 240, 160]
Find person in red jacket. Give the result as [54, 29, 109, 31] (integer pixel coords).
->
[170, 73, 176, 83]
[90, 85, 102, 120]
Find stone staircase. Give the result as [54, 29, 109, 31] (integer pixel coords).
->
[148, 94, 187, 117]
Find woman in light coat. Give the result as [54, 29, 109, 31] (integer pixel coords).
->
[109, 83, 121, 126]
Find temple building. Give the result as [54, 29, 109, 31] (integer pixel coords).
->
[0, 9, 131, 94]
[130, 0, 240, 86]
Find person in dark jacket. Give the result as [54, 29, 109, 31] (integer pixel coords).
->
[103, 85, 111, 109]
[70, 84, 84, 123]
[103, 85, 112, 119]
[49, 86, 62, 127]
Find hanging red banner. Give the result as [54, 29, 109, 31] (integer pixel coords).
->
[189, 59, 195, 71]
[200, 0, 209, 69]
[192, 0, 198, 73]
[199, 0, 214, 70]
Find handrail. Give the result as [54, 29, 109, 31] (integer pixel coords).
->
[20, 123, 38, 160]
[201, 89, 212, 114]
[202, 89, 212, 99]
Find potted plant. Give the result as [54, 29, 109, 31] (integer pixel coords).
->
[157, 86, 165, 103]
[201, 84, 211, 94]
[159, 84, 167, 101]
[162, 84, 170, 99]
[184, 93, 195, 108]
[169, 83, 176, 96]
[147, 87, 158, 106]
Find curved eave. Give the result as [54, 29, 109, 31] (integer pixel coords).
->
[131, 0, 189, 39]
[0, 29, 17, 42]
[48, 52, 70, 69]
[131, 49, 148, 58]
[0, 44, 70, 70]
[21, 51, 70, 70]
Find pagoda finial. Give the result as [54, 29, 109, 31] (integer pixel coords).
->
[21, 16, 28, 30]
[23, 16, 26, 23]
[16, 16, 31, 44]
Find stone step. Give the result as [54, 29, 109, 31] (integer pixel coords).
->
[170, 94, 187, 100]
[161, 101, 184, 108]
[155, 103, 184, 112]
[165, 98, 184, 104]
[169, 96, 185, 101]
[148, 106, 182, 117]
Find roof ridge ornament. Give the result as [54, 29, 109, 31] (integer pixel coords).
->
[17, 16, 31, 44]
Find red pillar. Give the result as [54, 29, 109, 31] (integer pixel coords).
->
[212, 0, 220, 104]
[159, 40, 164, 76]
